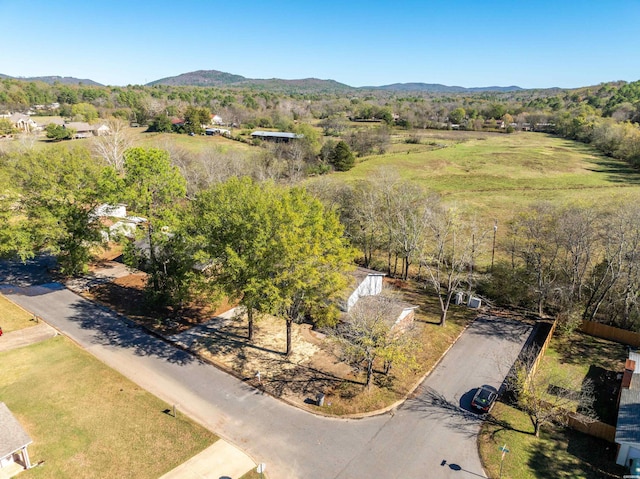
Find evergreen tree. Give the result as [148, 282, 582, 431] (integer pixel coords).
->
[330, 141, 355, 171]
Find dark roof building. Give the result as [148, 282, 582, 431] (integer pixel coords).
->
[0, 402, 32, 472]
[250, 131, 304, 142]
[616, 351, 640, 468]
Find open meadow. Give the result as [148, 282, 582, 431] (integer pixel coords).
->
[327, 130, 640, 228]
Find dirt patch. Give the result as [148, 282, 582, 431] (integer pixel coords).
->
[184, 312, 357, 405]
[78, 259, 480, 415]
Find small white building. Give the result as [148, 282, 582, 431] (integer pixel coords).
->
[0, 402, 32, 473]
[342, 267, 385, 313]
[94, 203, 128, 219]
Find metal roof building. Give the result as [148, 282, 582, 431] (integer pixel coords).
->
[250, 131, 304, 141]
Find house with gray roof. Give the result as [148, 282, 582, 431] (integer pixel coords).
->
[0, 402, 32, 473]
[615, 350, 640, 468]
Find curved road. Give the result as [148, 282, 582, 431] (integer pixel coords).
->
[1, 264, 531, 479]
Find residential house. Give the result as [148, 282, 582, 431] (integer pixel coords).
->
[615, 350, 640, 469]
[92, 204, 146, 241]
[211, 114, 224, 125]
[9, 113, 38, 132]
[0, 402, 32, 474]
[64, 122, 94, 139]
[93, 123, 111, 136]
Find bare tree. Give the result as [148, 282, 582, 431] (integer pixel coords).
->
[15, 131, 38, 153]
[329, 290, 417, 391]
[421, 205, 476, 326]
[507, 346, 596, 437]
[508, 202, 562, 316]
[335, 180, 384, 268]
[583, 205, 640, 327]
[91, 118, 134, 172]
[393, 184, 435, 280]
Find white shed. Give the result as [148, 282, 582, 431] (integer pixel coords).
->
[342, 267, 386, 312]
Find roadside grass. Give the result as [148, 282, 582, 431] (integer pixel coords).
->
[541, 331, 627, 424]
[479, 402, 625, 479]
[0, 335, 217, 479]
[0, 294, 38, 332]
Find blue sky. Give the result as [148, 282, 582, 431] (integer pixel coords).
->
[1, 0, 639, 89]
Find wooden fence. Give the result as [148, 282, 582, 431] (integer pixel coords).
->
[526, 319, 618, 443]
[580, 320, 640, 347]
[567, 414, 617, 443]
[528, 319, 558, 379]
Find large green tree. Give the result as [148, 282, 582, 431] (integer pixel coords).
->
[121, 147, 187, 306]
[192, 177, 354, 355]
[271, 187, 354, 356]
[5, 147, 111, 274]
[191, 177, 282, 340]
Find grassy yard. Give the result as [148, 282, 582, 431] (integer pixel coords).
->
[131, 128, 255, 154]
[0, 335, 216, 479]
[478, 329, 628, 478]
[541, 331, 628, 424]
[479, 402, 625, 479]
[0, 294, 39, 333]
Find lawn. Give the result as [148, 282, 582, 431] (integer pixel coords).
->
[541, 331, 628, 424]
[479, 402, 625, 479]
[478, 329, 628, 478]
[0, 294, 39, 332]
[0, 335, 217, 479]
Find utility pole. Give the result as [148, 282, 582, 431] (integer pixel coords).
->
[491, 219, 498, 271]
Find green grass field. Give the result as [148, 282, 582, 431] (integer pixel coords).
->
[0, 294, 38, 333]
[328, 130, 640, 227]
[131, 129, 255, 154]
[541, 331, 627, 424]
[0, 335, 216, 479]
[479, 402, 625, 479]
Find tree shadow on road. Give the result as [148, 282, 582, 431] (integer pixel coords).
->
[67, 297, 198, 365]
[404, 386, 530, 438]
[0, 255, 57, 287]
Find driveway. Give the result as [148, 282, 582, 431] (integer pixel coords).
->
[0, 260, 531, 478]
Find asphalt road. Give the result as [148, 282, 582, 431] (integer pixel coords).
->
[0, 260, 531, 479]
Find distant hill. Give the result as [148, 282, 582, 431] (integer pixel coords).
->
[146, 69, 247, 87]
[366, 83, 523, 93]
[234, 77, 354, 93]
[147, 70, 354, 93]
[0, 74, 102, 86]
[146, 70, 521, 93]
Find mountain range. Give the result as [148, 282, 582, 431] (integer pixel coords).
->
[1, 69, 526, 93]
